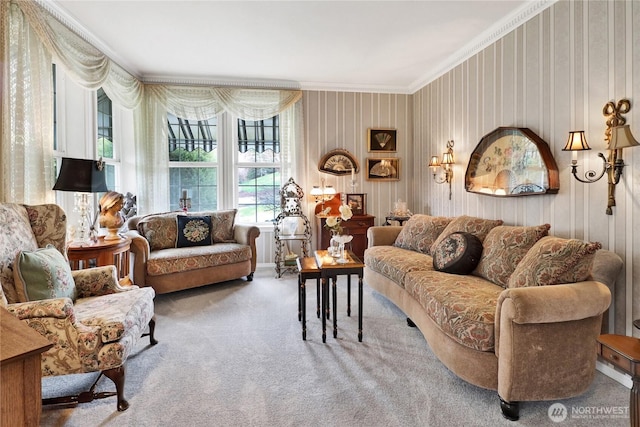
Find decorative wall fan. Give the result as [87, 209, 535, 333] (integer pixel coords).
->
[318, 149, 359, 176]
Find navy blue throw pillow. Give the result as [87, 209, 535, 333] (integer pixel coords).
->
[176, 215, 212, 248]
[432, 232, 483, 275]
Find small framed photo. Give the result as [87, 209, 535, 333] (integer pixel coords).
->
[366, 158, 400, 181]
[346, 193, 366, 215]
[368, 128, 397, 152]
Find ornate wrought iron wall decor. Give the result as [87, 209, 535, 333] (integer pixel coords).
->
[465, 127, 559, 197]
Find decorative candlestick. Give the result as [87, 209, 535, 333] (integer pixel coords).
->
[179, 189, 191, 212]
[350, 168, 358, 192]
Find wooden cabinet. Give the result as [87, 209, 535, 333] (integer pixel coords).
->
[1, 307, 53, 427]
[316, 215, 375, 260]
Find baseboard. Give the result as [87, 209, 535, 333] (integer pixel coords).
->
[596, 360, 632, 389]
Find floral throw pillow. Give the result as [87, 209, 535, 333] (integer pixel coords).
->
[508, 236, 602, 288]
[210, 209, 238, 243]
[176, 216, 212, 248]
[393, 215, 452, 255]
[429, 215, 503, 255]
[473, 224, 550, 288]
[137, 213, 178, 250]
[13, 245, 76, 302]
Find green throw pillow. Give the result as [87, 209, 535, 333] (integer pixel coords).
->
[13, 245, 76, 302]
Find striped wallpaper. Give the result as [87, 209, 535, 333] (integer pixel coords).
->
[260, 0, 638, 337]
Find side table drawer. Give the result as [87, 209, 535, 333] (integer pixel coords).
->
[600, 344, 633, 373]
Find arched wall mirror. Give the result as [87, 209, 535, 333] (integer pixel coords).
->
[464, 127, 559, 197]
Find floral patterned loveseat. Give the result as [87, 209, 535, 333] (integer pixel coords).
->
[0, 203, 157, 411]
[363, 214, 622, 421]
[126, 210, 260, 294]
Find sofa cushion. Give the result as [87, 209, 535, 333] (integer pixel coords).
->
[432, 232, 483, 275]
[176, 215, 212, 248]
[364, 246, 434, 288]
[211, 209, 238, 243]
[508, 236, 602, 288]
[146, 243, 252, 276]
[75, 287, 156, 344]
[405, 270, 502, 352]
[13, 245, 76, 302]
[393, 214, 452, 254]
[137, 212, 178, 250]
[429, 215, 503, 255]
[473, 224, 550, 288]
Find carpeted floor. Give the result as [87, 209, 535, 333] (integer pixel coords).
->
[40, 267, 629, 427]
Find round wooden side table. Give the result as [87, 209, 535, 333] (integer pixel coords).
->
[67, 236, 132, 286]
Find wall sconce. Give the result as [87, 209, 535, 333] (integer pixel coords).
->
[428, 140, 455, 200]
[563, 99, 640, 215]
[310, 178, 336, 211]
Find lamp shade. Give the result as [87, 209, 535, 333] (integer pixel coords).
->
[563, 131, 590, 151]
[441, 152, 454, 165]
[310, 186, 323, 197]
[323, 185, 336, 196]
[428, 156, 441, 168]
[609, 125, 640, 150]
[53, 158, 108, 193]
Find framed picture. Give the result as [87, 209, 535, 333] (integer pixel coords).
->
[366, 158, 400, 181]
[346, 193, 366, 215]
[368, 128, 397, 152]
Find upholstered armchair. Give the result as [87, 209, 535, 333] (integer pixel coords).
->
[0, 203, 157, 411]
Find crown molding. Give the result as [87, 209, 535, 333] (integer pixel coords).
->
[44, 0, 556, 95]
[408, 0, 558, 94]
[298, 81, 412, 95]
[142, 75, 302, 90]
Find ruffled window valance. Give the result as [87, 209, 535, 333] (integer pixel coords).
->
[2, 0, 304, 210]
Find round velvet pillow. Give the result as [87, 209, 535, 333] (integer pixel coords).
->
[432, 232, 483, 275]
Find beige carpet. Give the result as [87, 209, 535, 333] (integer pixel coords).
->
[40, 266, 629, 427]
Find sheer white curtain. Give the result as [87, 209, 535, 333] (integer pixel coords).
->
[3, 0, 305, 212]
[139, 85, 303, 214]
[1, 1, 54, 204]
[1, 0, 142, 203]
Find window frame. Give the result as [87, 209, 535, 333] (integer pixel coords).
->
[167, 112, 283, 226]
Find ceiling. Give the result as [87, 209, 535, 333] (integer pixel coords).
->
[50, 0, 552, 94]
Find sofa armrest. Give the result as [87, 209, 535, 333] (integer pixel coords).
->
[367, 226, 402, 248]
[495, 281, 611, 402]
[234, 224, 261, 272]
[125, 230, 151, 287]
[72, 265, 138, 297]
[496, 281, 611, 327]
[7, 297, 75, 320]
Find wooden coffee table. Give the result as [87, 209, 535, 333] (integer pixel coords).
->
[314, 250, 365, 343]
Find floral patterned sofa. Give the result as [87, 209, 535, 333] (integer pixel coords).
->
[0, 203, 156, 411]
[126, 210, 260, 294]
[364, 214, 622, 421]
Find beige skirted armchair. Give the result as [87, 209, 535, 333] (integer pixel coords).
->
[0, 203, 157, 411]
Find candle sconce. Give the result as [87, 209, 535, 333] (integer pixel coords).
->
[563, 99, 640, 215]
[428, 140, 455, 200]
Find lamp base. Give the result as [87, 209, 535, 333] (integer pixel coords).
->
[104, 228, 122, 241]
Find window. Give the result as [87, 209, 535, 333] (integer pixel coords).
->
[168, 113, 218, 211]
[167, 114, 282, 223]
[97, 88, 117, 190]
[236, 117, 281, 223]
